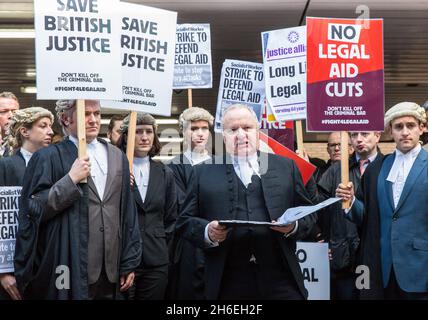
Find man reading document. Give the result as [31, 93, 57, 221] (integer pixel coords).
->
[176, 104, 316, 300]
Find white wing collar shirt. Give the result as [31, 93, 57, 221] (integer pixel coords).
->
[20, 147, 33, 166]
[133, 156, 150, 202]
[183, 148, 211, 166]
[232, 153, 260, 188]
[386, 143, 421, 208]
[204, 152, 261, 247]
[69, 135, 108, 199]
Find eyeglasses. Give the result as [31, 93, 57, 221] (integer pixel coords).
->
[327, 143, 352, 149]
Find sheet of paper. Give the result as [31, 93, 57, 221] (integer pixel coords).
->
[218, 197, 341, 227]
[277, 197, 342, 225]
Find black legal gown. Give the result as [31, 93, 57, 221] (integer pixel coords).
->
[0, 149, 26, 186]
[0, 149, 26, 300]
[13, 138, 142, 300]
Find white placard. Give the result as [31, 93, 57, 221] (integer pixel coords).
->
[34, 0, 122, 100]
[103, 2, 177, 116]
[262, 26, 307, 121]
[214, 59, 265, 132]
[296, 242, 330, 300]
[0, 187, 21, 273]
[266, 100, 277, 122]
[173, 24, 212, 89]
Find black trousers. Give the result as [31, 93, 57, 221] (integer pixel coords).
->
[127, 264, 168, 300]
[168, 239, 205, 300]
[88, 268, 116, 300]
[385, 269, 428, 300]
[331, 270, 357, 300]
[219, 260, 303, 300]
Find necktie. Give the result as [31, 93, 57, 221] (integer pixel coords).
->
[359, 159, 369, 175]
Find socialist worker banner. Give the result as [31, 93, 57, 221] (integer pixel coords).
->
[306, 17, 384, 131]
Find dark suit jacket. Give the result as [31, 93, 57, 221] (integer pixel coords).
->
[176, 152, 316, 299]
[134, 159, 177, 268]
[350, 149, 428, 298]
[14, 138, 141, 299]
[86, 140, 127, 284]
[0, 149, 26, 186]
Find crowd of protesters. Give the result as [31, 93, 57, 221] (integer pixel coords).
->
[0, 91, 427, 300]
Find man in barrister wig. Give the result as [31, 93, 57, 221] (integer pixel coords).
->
[168, 106, 214, 299]
[14, 100, 141, 300]
[337, 102, 428, 300]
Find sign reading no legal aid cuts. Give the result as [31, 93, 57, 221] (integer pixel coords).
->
[262, 26, 307, 121]
[296, 242, 330, 300]
[34, 0, 122, 100]
[173, 24, 212, 89]
[0, 187, 21, 273]
[215, 60, 265, 132]
[306, 17, 384, 131]
[104, 2, 177, 116]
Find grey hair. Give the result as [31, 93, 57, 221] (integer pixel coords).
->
[0, 91, 19, 101]
[221, 104, 259, 130]
[55, 100, 77, 135]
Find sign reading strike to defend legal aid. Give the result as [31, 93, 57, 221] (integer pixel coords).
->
[173, 24, 212, 89]
[215, 60, 265, 132]
[34, 0, 122, 100]
[105, 3, 177, 116]
[306, 17, 384, 131]
[0, 187, 21, 273]
[262, 26, 307, 121]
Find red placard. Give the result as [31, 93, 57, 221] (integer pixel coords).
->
[259, 131, 316, 185]
[306, 17, 384, 132]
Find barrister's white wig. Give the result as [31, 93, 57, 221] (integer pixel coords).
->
[178, 107, 214, 132]
[384, 102, 426, 131]
[7, 107, 54, 149]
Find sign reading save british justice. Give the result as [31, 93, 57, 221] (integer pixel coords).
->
[105, 2, 177, 116]
[34, 0, 122, 100]
[306, 17, 384, 131]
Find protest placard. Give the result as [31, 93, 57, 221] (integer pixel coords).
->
[259, 131, 315, 185]
[262, 26, 307, 121]
[296, 242, 330, 300]
[34, 0, 122, 100]
[215, 59, 265, 132]
[0, 187, 21, 273]
[104, 2, 177, 116]
[306, 17, 384, 131]
[260, 105, 294, 150]
[173, 24, 212, 89]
